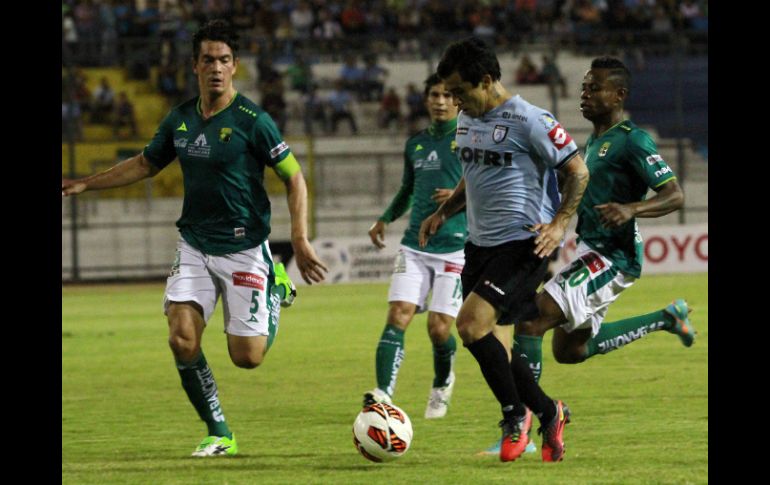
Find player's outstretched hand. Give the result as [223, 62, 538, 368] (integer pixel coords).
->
[594, 203, 633, 229]
[418, 212, 444, 249]
[430, 188, 454, 204]
[530, 221, 565, 259]
[292, 238, 328, 284]
[62, 178, 87, 196]
[368, 220, 386, 249]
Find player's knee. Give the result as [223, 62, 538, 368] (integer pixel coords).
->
[168, 334, 199, 362]
[232, 353, 263, 369]
[517, 319, 546, 337]
[387, 304, 414, 330]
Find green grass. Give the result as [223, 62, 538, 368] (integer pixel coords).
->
[62, 273, 708, 484]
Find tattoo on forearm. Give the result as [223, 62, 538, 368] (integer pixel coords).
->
[558, 171, 589, 220]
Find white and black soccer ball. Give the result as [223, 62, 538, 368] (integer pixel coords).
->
[352, 402, 413, 462]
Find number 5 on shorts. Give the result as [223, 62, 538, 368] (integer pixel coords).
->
[250, 290, 260, 314]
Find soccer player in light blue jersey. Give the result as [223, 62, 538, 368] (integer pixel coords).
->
[420, 37, 589, 463]
[62, 20, 328, 457]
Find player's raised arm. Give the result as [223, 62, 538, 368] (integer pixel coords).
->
[62, 152, 160, 196]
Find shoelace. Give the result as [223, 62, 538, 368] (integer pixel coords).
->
[498, 419, 523, 442]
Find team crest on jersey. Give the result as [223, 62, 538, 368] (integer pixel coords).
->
[492, 125, 508, 143]
[450, 140, 457, 152]
[219, 127, 232, 143]
[598, 142, 611, 157]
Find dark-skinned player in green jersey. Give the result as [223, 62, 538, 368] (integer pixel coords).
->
[482, 57, 696, 455]
[363, 73, 466, 419]
[62, 20, 328, 457]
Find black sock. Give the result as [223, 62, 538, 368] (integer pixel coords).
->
[465, 332, 525, 419]
[510, 350, 555, 425]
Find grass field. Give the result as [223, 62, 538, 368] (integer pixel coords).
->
[62, 273, 708, 484]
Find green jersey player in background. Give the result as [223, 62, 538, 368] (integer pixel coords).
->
[62, 20, 328, 457]
[512, 56, 696, 396]
[363, 74, 466, 419]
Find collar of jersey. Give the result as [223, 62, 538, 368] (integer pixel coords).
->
[197, 91, 239, 120]
[595, 119, 630, 139]
[428, 117, 457, 138]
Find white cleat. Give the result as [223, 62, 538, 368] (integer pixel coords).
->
[424, 371, 455, 419]
[363, 388, 392, 407]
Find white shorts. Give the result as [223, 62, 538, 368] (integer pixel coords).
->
[163, 238, 281, 339]
[387, 245, 465, 317]
[543, 242, 635, 337]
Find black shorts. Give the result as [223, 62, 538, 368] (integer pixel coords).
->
[461, 238, 549, 325]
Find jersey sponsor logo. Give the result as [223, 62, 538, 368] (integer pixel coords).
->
[219, 127, 232, 143]
[459, 146, 513, 166]
[598, 142, 611, 157]
[646, 154, 664, 165]
[173, 137, 188, 148]
[654, 165, 672, 177]
[176, 122, 188, 132]
[187, 133, 211, 157]
[579, 252, 606, 274]
[492, 125, 509, 143]
[502, 112, 527, 122]
[234, 227, 245, 238]
[232, 272, 265, 290]
[270, 141, 289, 159]
[547, 124, 573, 149]
[457, 126, 469, 135]
[444, 262, 464, 274]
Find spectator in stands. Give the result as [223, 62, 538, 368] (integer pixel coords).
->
[328, 79, 359, 135]
[541, 53, 568, 98]
[62, 99, 84, 142]
[158, 64, 184, 103]
[286, 53, 313, 94]
[339, 54, 364, 98]
[361, 53, 388, 102]
[340, 0, 367, 36]
[260, 71, 288, 133]
[113, 91, 138, 138]
[230, 0, 257, 32]
[92, 76, 116, 124]
[290, 0, 315, 43]
[98, 0, 119, 66]
[302, 83, 329, 135]
[406, 82, 429, 135]
[312, 7, 344, 53]
[515, 54, 543, 85]
[378, 87, 402, 129]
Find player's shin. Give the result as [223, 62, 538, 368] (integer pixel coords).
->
[513, 333, 544, 383]
[584, 310, 671, 358]
[375, 324, 406, 397]
[176, 350, 232, 438]
[432, 334, 456, 387]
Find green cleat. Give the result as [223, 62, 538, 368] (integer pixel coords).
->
[274, 262, 297, 308]
[191, 434, 238, 457]
[664, 299, 696, 347]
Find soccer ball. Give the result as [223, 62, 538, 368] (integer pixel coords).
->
[352, 402, 413, 462]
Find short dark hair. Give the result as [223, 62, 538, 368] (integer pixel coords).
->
[192, 19, 240, 61]
[423, 73, 443, 97]
[591, 56, 631, 92]
[437, 37, 501, 86]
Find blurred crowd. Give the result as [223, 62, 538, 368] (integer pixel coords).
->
[63, 0, 708, 67]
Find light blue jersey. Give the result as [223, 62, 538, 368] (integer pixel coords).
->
[455, 95, 578, 246]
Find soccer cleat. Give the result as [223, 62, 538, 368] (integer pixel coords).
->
[191, 434, 238, 457]
[479, 407, 536, 455]
[424, 371, 455, 419]
[539, 400, 571, 462]
[362, 388, 392, 408]
[664, 298, 696, 347]
[274, 262, 297, 308]
[499, 411, 531, 462]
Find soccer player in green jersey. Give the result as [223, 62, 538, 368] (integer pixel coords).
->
[512, 56, 695, 390]
[61, 20, 328, 457]
[363, 74, 465, 419]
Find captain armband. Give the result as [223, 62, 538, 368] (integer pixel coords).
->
[273, 153, 302, 181]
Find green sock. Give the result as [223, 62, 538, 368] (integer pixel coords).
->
[432, 334, 456, 388]
[176, 350, 232, 438]
[585, 309, 670, 358]
[375, 324, 405, 397]
[513, 334, 544, 383]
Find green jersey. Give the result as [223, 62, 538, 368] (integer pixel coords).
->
[143, 93, 290, 255]
[577, 120, 677, 277]
[380, 118, 467, 254]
